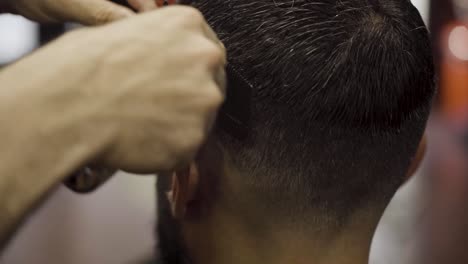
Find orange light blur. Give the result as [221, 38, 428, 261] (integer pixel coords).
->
[440, 23, 468, 116]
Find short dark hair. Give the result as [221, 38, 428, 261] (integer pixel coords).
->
[196, 0, 434, 224]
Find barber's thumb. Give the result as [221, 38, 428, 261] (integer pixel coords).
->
[67, 0, 135, 25]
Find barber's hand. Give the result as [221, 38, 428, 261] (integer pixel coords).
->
[10, 6, 225, 173]
[87, 6, 225, 173]
[6, 0, 158, 25]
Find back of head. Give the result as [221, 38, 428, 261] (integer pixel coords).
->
[188, 0, 435, 226]
[158, 0, 435, 263]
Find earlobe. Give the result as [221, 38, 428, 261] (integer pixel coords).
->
[167, 163, 200, 219]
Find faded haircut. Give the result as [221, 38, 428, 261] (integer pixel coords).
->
[192, 0, 434, 223]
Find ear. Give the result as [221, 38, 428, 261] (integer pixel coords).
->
[166, 163, 200, 219]
[406, 133, 427, 179]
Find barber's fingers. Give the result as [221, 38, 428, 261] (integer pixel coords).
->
[186, 8, 227, 94]
[201, 23, 227, 95]
[65, 0, 135, 25]
[127, 0, 157, 12]
[147, 5, 227, 63]
[199, 21, 226, 65]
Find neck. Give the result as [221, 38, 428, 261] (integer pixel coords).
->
[183, 207, 383, 264]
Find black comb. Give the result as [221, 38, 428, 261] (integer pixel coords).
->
[217, 65, 253, 140]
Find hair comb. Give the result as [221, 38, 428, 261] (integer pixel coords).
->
[217, 65, 252, 140]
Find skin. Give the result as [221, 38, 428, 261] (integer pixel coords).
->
[0, 1, 225, 249]
[181, 204, 383, 264]
[165, 140, 419, 264]
[163, 137, 425, 264]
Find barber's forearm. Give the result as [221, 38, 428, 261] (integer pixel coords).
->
[0, 62, 115, 249]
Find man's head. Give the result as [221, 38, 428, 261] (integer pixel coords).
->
[157, 1, 435, 263]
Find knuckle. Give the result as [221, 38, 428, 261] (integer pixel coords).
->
[165, 6, 205, 28]
[203, 88, 224, 111]
[177, 131, 203, 154]
[200, 42, 224, 68]
[179, 7, 204, 24]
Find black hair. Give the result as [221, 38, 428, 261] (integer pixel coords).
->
[192, 0, 435, 223]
